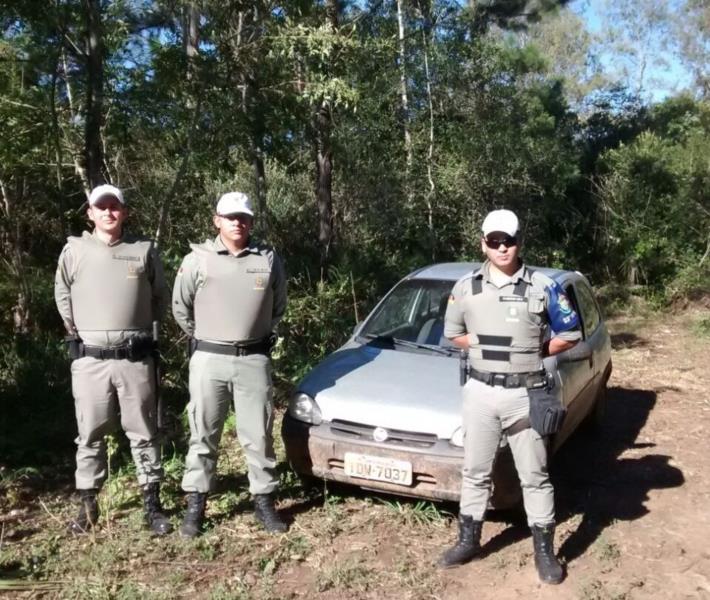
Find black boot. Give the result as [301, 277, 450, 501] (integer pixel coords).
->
[437, 514, 483, 568]
[142, 483, 173, 536]
[68, 489, 99, 534]
[180, 492, 207, 538]
[253, 494, 288, 533]
[531, 523, 564, 584]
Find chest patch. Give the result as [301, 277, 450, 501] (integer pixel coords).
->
[127, 263, 144, 279]
[499, 296, 526, 303]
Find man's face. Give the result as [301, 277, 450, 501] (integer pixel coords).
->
[214, 212, 253, 248]
[481, 231, 519, 272]
[87, 196, 127, 236]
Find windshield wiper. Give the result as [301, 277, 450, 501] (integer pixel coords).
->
[362, 334, 453, 356]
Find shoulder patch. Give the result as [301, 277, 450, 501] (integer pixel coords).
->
[556, 292, 573, 314]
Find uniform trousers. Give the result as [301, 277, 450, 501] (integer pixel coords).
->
[460, 377, 555, 527]
[71, 355, 162, 489]
[181, 350, 278, 495]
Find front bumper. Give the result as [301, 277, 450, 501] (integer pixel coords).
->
[281, 413, 520, 506]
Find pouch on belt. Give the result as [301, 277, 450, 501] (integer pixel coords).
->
[528, 386, 566, 436]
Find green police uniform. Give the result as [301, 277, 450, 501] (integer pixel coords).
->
[54, 230, 168, 490]
[444, 261, 581, 526]
[172, 235, 287, 495]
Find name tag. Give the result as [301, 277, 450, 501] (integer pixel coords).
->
[112, 255, 141, 262]
[499, 296, 526, 303]
[246, 268, 271, 274]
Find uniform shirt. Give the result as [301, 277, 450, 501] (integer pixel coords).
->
[445, 261, 581, 372]
[172, 235, 287, 342]
[54, 230, 168, 347]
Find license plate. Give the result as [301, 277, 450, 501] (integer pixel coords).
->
[343, 452, 413, 486]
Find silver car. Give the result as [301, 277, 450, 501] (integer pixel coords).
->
[282, 263, 612, 507]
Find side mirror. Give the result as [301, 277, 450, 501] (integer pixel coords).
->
[556, 340, 592, 364]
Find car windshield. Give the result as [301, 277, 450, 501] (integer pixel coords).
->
[358, 279, 456, 348]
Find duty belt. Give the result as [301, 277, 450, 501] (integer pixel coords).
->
[470, 368, 547, 389]
[195, 339, 271, 357]
[82, 345, 131, 360]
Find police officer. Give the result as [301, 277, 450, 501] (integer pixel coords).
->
[54, 184, 172, 536]
[439, 209, 581, 584]
[173, 192, 287, 537]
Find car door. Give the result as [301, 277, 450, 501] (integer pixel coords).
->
[551, 276, 590, 412]
[558, 276, 605, 436]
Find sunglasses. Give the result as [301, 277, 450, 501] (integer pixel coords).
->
[484, 235, 518, 249]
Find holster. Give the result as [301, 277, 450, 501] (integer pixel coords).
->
[187, 337, 198, 358]
[528, 385, 566, 436]
[459, 350, 469, 387]
[126, 332, 155, 361]
[64, 335, 84, 360]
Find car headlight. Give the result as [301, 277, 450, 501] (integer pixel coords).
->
[288, 392, 323, 425]
[450, 426, 464, 447]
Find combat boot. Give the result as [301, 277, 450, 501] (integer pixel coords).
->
[531, 523, 564, 584]
[142, 482, 173, 536]
[179, 492, 207, 538]
[253, 494, 288, 533]
[437, 514, 483, 568]
[68, 489, 99, 534]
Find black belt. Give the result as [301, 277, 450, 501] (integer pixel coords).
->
[195, 339, 270, 357]
[83, 345, 131, 360]
[470, 369, 546, 389]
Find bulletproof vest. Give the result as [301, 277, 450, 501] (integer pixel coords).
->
[466, 268, 547, 374]
[192, 244, 274, 343]
[68, 233, 153, 331]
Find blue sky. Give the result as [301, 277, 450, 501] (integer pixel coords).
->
[571, 0, 695, 102]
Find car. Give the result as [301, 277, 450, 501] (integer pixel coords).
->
[282, 263, 612, 507]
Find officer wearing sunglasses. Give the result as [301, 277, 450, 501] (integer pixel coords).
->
[439, 209, 581, 584]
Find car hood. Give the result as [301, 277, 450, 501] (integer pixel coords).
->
[298, 342, 462, 439]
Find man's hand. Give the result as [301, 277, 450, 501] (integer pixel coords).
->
[449, 334, 471, 350]
[544, 338, 578, 357]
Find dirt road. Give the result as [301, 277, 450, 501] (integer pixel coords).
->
[1, 310, 709, 599]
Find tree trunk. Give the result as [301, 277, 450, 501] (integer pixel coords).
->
[0, 177, 30, 333]
[314, 0, 340, 274]
[315, 101, 334, 272]
[61, 49, 91, 197]
[397, 0, 413, 183]
[184, 2, 199, 83]
[420, 11, 436, 260]
[84, 0, 105, 188]
[155, 4, 201, 246]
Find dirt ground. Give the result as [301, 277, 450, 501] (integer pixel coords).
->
[437, 309, 710, 600]
[1, 309, 709, 599]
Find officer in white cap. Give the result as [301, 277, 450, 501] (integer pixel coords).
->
[172, 191, 288, 537]
[54, 184, 172, 535]
[438, 209, 581, 584]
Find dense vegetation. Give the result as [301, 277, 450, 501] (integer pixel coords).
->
[0, 0, 708, 471]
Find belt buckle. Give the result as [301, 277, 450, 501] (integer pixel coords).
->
[492, 373, 506, 387]
[236, 346, 247, 357]
[505, 374, 519, 388]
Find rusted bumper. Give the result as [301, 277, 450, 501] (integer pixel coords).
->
[282, 414, 521, 507]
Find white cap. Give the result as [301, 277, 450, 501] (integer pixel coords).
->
[482, 209, 519, 237]
[88, 184, 124, 206]
[216, 192, 254, 217]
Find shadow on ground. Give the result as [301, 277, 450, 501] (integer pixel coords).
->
[552, 386, 684, 563]
[610, 332, 648, 349]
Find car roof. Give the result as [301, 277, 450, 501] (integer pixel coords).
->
[407, 262, 572, 284]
